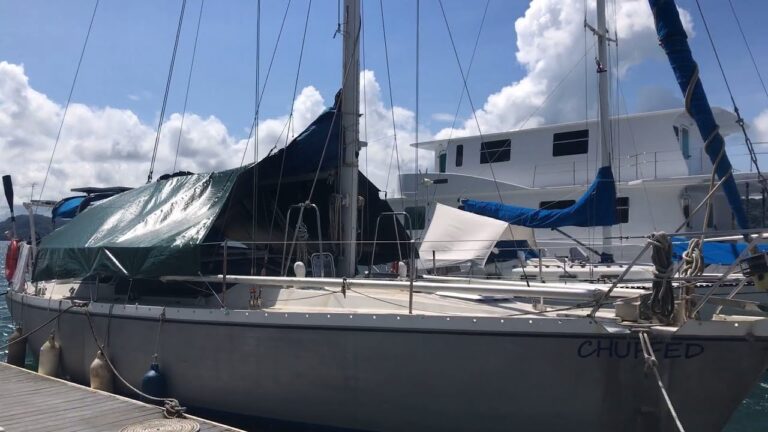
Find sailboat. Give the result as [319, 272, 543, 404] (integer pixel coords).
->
[5, 1, 768, 431]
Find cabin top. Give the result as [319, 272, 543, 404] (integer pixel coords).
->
[406, 107, 741, 187]
[411, 108, 739, 152]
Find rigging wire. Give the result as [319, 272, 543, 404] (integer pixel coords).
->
[693, 0, 767, 189]
[361, 1, 369, 178]
[305, 12, 362, 205]
[266, 0, 314, 253]
[38, 0, 100, 202]
[147, 0, 188, 184]
[727, 0, 768, 102]
[251, 0, 261, 274]
[360, 0, 370, 261]
[379, 0, 403, 196]
[414, 0, 420, 213]
[426, 0, 490, 209]
[436, 0, 531, 285]
[172, 0, 206, 172]
[239, 0, 294, 165]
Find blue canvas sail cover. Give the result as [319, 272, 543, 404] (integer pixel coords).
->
[649, 0, 749, 231]
[461, 166, 617, 228]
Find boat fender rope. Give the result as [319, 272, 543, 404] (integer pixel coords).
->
[83, 309, 187, 419]
[0, 303, 75, 351]
[341, 277, 347, 298]
[639, 332, 686, 432]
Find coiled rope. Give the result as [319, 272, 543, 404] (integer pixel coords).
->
[646, 233, 675, 322]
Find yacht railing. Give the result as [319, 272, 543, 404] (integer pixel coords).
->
[185, 226, 768, 318]
[528, 148, 768, 187]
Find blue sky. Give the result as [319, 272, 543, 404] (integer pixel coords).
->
[0, 0, 531, 133]
[0, 0, 766, 202]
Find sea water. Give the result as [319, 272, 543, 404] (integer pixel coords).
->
[0, 242, 765, 430]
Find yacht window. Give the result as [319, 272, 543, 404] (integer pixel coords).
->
[480, 139, 511, 164]
[680, 126, 691, 159]
[539, 200, 575, 210]
[404, 206, 426, 230]
[553, 129, 589, 157]
[616, 197, 629, 223]
[455, 144, 464, 167]
[438, 152, 447, 173]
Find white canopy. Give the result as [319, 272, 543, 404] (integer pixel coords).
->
[418, 203, 536, 269]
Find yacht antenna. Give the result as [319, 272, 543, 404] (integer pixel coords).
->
[595, 0, 613, 260]
[339, 0, 361, 277]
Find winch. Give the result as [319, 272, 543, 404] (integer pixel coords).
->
[740, 252, 768, 290]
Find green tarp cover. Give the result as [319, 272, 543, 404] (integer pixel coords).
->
[33, 167, 245, 281]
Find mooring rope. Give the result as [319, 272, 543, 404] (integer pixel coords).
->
[83, 308, 187, 419]
[639, 331, 686, 432]
[0, 304, 75, 351]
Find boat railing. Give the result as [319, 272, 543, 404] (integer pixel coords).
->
[368, 211, 413, 276]
[194, 227, 768, 318]
[529, 147, 768, 187]
[281, 202, 324, 277]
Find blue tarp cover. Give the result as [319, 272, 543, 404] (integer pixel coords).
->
[51, 196, 86, 221]
[461, 166, 617, 228]
[672, 237, 768, 265]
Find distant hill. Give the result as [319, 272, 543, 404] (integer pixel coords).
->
[0, 214, 54, 240]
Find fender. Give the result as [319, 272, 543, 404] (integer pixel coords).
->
[5, 238, 19, 281]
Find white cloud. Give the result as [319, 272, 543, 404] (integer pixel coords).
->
[431, 113, 456, 123]
[635, 85, 683, 112]
[435, 0, 694, 139]
[755, 109, 768, 143]
[0, 61, 329, 202]
[0, 60, 420, 204]
[358, 70, 430, 196]
[0, 0, 697, 203]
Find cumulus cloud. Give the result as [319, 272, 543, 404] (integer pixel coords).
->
[0, 60, 419, 205]
[435, 0, 694, 139]
[635, 85, 683, 112]
[358, 70, 430, 196]
[754, 109, 768, 143]
[0, 61, 331, 202]
[0, 0, 697, 206]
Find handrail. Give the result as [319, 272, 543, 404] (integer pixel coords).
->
[281, 202, 324, 276]
[161, 273, 649, 301]
[369, 211, 413, 275]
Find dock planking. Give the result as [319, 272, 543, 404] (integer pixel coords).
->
[0, 363, 243, 432]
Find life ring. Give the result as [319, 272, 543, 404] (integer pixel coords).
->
[5, 239, 19, 281]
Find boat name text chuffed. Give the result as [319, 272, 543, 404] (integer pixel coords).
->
[577, 339, 704, 359]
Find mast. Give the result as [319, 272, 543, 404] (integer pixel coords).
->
[339, 0, 361, 277]
[596, 0, 613, 260]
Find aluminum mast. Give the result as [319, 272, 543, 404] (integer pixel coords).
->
[339, 0, 361, 276]
[596, 0, 613, 260]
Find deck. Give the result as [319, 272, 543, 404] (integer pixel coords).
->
[0, 362, 243, 432]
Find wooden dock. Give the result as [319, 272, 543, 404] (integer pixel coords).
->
[0, 363, 244, 432]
